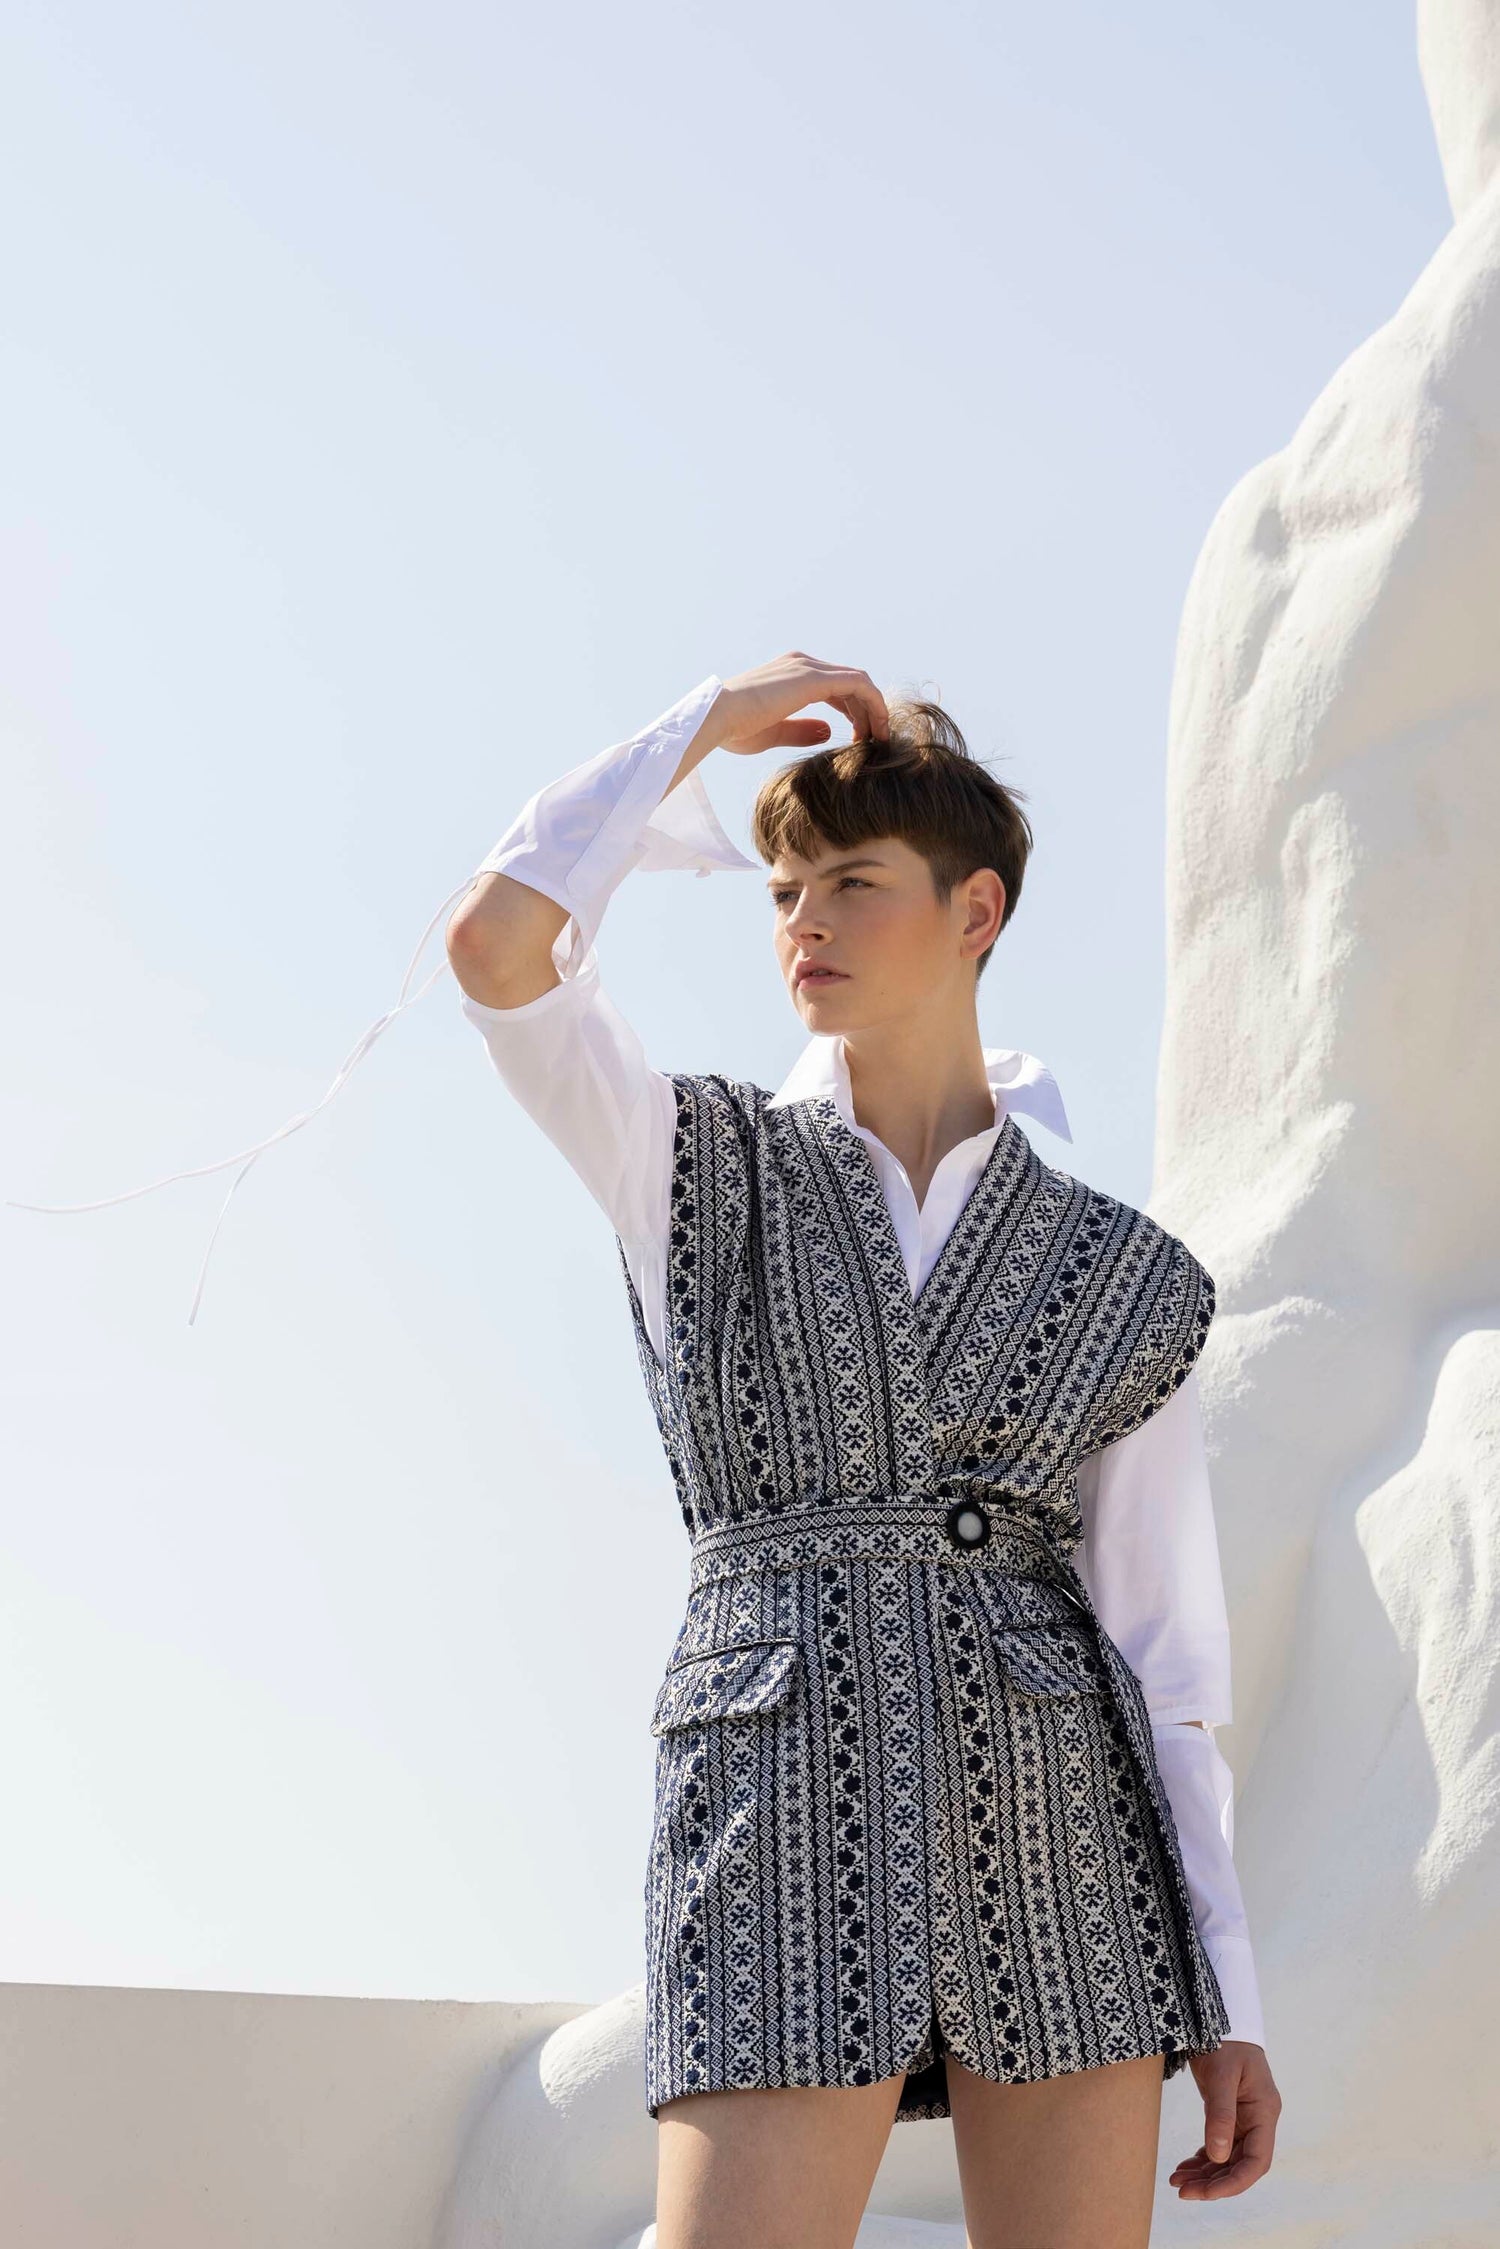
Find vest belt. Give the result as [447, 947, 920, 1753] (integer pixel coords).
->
[686, 1490, 1088, 1608]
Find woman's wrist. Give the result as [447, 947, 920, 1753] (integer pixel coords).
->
[668, 679, 731, 791]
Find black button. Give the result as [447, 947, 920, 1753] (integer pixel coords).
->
[944, 1498, 991, 1549]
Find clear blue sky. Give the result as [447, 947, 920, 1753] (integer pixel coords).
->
[0, 2, 1448, 2002]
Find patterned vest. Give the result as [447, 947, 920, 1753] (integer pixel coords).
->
[616, 1072, 1215, 1553]
[619, 1069, 1231, 2083]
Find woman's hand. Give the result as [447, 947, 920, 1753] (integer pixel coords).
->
[1170, 2040, 1281, 2199]
[711, 652, 889, 757]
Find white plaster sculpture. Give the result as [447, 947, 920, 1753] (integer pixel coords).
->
[1147, 1, 1500, 2237]
[440, 9, 1500, 2241]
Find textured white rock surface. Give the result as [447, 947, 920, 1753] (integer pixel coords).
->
[1147, 0, 1500, 2236]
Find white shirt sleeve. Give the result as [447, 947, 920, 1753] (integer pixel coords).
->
[1074, 1372, 1266, 2047]
[1151, 1719, 1266, 2049]
[459, 676, 757, 1365]
[471, 675, 751, 977]
[1075, 1371, 1232, 1728]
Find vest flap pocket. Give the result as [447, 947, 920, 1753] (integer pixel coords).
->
[992, 1619, 1109, 1699]
[650, 1637, 802, 1736]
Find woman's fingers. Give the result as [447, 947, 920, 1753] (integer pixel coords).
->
[782, 657, 887, 742]
[825, 668, 889, 741]
[1170, 2112, 1277, 2199]
[716, 715, 832, 759]
[717, 654, 889, 751]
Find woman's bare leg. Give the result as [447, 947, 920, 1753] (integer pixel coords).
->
[654, 2072, 907, 2249]
[949, 2050, 1165, 2249]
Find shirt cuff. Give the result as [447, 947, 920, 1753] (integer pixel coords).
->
[1203, 1935, 1266, 2051]
[471, 675, 757, 983]
[1151, 1720, 1267, 2050]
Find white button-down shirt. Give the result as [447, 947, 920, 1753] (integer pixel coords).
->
[459, 676, 1265, 2048]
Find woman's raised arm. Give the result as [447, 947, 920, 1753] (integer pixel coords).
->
[448, 657, 892, 1355]
[449, 677, 751, 1361]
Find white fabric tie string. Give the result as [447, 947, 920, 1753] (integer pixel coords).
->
[5, 872, 483, 1326]
[5, 680, 759, 1326]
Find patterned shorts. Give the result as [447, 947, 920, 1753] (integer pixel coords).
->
[643, 1548, 1224, 2122]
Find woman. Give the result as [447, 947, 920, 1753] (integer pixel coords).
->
[445, 651, 1281, 2249]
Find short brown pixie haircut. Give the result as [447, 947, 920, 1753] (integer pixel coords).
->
[749, 696, 1032, 982]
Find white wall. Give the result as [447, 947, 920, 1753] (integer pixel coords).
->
[0, 1982, 588, 2249]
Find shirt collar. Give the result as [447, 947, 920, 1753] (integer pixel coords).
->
[765, 1033, 1073, 1145]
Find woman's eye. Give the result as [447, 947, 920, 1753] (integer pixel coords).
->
[772, 878, 870, 906]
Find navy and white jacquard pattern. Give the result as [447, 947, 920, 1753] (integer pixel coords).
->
[618, 1074, 1228, 2121]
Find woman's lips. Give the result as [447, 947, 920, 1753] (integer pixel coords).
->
[797, 967, 849, 985]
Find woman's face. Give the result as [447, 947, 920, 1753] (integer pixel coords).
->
[767, 835, 1004, 1030]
